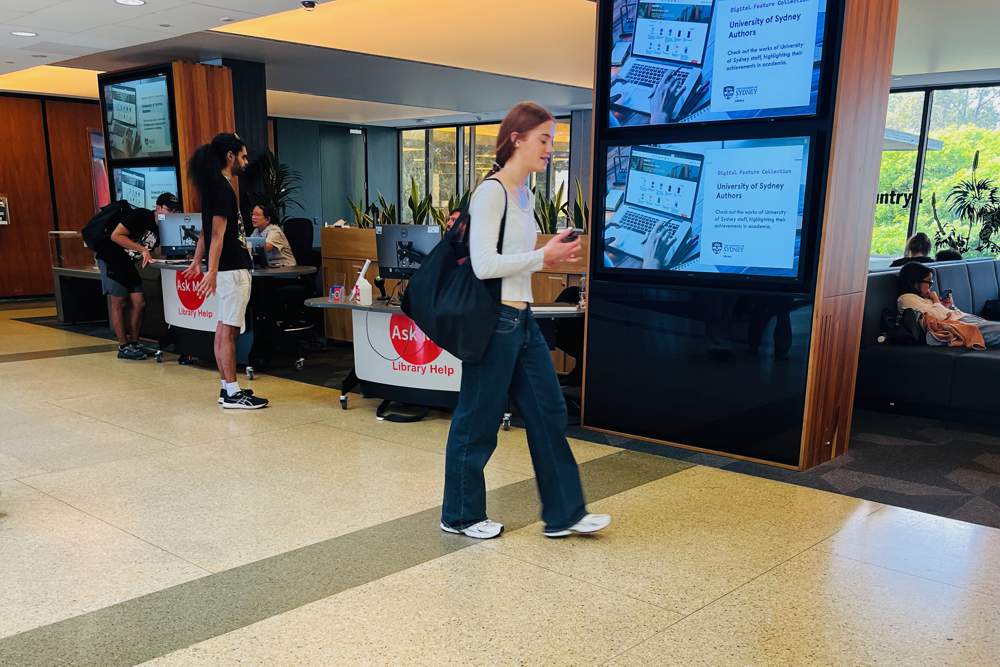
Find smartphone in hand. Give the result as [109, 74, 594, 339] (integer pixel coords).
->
[561, 228, 584, 243]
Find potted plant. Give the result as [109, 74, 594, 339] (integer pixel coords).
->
[430, 190, 472, 231]
[246, 150, 303, 223]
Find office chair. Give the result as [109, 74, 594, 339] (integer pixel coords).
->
[258, 218, 318, 370]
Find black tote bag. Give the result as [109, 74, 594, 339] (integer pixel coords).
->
[401, 179, 507, 363]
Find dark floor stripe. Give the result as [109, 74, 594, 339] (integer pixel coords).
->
[0, 451, 691, 667]
[0, 344, 119, 365]
[0, 300, 53, 311]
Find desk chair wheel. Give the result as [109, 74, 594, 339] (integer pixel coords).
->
[502, 413, 512, 431]
[295, 358, 304, 371]
[339, 394, 348, 410]
[246, 366, 255, 380]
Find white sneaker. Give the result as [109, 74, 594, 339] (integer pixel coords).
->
[440, 519, 504, 539]
[544, 513, 612, 538]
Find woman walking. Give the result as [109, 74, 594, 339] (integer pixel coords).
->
[440, 102, 611, 539]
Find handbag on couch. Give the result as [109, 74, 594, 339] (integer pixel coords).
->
[878, 307, 924, 345]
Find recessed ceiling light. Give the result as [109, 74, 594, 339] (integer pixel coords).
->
[4, 61, 15, 64]
[31, 54, 47, 58]
[159, 23, 172, 27]
[115, 0, 146, 6]
[10, 31, 37, 37]
[219, 16, 234, 22]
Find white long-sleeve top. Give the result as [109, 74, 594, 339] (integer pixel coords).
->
[468, 179, 545, 303]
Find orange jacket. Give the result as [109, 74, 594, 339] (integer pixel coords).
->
[923, 312, 986, 350]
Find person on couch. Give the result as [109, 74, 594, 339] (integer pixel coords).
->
[898, 262, 1000, 347]
[890, 232, 935, 267]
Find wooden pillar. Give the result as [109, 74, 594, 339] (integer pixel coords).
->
[799, 0, 900, 469]
[171, 61, 236, 212]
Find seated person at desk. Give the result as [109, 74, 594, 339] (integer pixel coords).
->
[97, 193, 180, 359]
[890, 232, 934, 267]
[897, 262, 1000, 347]
[249, 204, 296, 268]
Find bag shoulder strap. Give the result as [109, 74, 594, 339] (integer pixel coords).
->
[483, 177, 508, 256]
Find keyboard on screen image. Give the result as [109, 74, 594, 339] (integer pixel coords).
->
[620, 211, 679, 239]
[625, 64, 688, 88]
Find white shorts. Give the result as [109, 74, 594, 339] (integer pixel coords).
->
[217, 269, 251, 332]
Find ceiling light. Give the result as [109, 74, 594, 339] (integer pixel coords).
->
[159, 23, 172, 27]
[10, 31, 37, 37]
[219, 17, 234, 22]
[31, 54, 47, 58]
[115, 0, 146, 6]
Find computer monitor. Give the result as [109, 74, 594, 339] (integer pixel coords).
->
[101, 72, 174, 160]
[375, 224, 442, 280]
[158, 212, 202, 258]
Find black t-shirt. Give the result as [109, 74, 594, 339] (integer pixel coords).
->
[890, 255, 934, 268]
[202, 173, 252, 271]
[121, 208, 158, 259]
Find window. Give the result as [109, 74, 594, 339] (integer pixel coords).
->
[473, 123, 501, 187]
[429, 127, 458, 213]
[872, 85, 1000, 262]
[400, 118, 573, 219]
[915, 87, 1000, 258]
[550, 119, 572, 203]
[872, 92, 924, 258]
[400, 129, 426, 222]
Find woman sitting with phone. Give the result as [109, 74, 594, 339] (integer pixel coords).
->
[897, 262, 1000, 347]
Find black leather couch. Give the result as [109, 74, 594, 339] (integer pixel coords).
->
[857, 258, 1000, 418]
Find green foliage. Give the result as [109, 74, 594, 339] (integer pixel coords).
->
[246, 150, 303, 223]
[569, 178, 590, 233]
[533, 181, 566, 235]
[871, 122, 1000, 257]
[406, 177, 432, 226]
[429, 190, 472, 231]
[346, 193, 396, 228]
[347, 198, 375, 229]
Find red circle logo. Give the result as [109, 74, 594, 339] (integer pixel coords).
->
[389, 314, 442, 365]
[175, 272, 205, 310]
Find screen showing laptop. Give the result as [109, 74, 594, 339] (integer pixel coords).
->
[602, 136, 812, 281]
[102, 73, 174, 160]
[632, 0, 713, 65]
[625, 147, 702, 221]
[157, 213, 202, 259]
[608, 0, 828, 127]
[112, 166, 178, 211]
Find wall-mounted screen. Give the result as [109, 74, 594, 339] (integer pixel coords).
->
[608, 0, 827, 127]
[112, 166, 178, 211]
[602, 136, 811, 279]
[102, 73, 173, 159]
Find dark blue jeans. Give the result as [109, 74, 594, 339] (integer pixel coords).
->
[441, 305, 588, 532]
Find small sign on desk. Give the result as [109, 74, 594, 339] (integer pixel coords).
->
[0, 194, 9, 225]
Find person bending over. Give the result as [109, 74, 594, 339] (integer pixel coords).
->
[897, 262, 1000, 347]
[249, 204, 296, 268]
[100, 193, 179, 359]
[182, 133, 269, 409]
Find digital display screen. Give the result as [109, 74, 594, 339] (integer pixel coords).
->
[608, 0, 827, 127]
[112, 166, 178, 211]
[602, 136, 811, 279]
[102, 74, 173, 159]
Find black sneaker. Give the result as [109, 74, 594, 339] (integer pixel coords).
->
[221, 389, 268, 409]
[117, 344, 146, 360]
[218, 388, 254, 404]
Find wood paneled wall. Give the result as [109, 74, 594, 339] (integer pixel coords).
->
[45, 99, 102, 233]
[800, 0, 900, 468]
[171, 61, 236, 212]
[45, 99, 103, 273]
[0, 96, 57, 297]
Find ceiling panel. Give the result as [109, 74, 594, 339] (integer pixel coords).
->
[266, 90, 456, 125]
[116, 3, 258, 34]
[215, 0, 598, 88]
